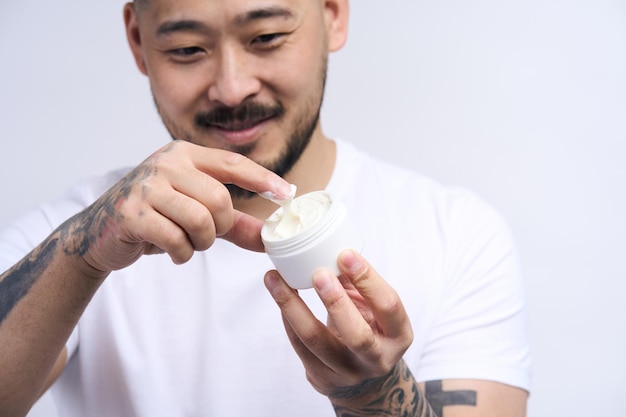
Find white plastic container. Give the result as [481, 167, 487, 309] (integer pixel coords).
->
[261, 191, 361, 289]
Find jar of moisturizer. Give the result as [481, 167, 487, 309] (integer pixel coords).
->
[261, 190, 361, 289]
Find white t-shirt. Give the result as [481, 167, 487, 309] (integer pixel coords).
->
[0, 140, 531, 417]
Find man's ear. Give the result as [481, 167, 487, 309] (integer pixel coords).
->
[123, 2, 148, 75]
[324, 0, 349, 52]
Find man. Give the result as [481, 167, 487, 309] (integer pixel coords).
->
[0, 0, 531, 416]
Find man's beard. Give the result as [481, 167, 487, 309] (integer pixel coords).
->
[194, 99, 320, 200]
[154, 59, 327, 200]
[229, 99, 321, 199]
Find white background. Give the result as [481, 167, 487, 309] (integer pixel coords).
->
[1, 1, 624, 416]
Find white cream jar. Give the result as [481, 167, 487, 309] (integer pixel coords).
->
[261, 190, 361, 289]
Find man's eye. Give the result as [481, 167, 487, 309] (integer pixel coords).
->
[252, 33, 285, 48]
[170, 46, 203, 57]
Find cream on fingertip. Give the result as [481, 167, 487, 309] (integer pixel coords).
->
[259, 183, 297, 203]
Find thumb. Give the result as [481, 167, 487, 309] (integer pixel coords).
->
[219, 211, 265, 252]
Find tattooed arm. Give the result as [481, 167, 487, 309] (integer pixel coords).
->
[264, 249, 528, 417]
[0, 141, 291, 416]
[332, 370, 527, 417]
[333, 371, 530, 417]
[331, 359, 435, 416]
[265, 249, 418, 416]
[0, 223, 111, 417]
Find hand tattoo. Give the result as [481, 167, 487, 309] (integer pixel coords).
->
[60, 161, 157, 259]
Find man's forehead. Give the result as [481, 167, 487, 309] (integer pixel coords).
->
[137, 0, 306, 18]
[137, 0, 310, 32]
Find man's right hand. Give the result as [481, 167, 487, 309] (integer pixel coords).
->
[61, 140, 291, 277]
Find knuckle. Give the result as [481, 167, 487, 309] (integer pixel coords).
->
[161, 226, 188, 249]
[170, 248, 194, 265]
[401, 326, 414, 347]
[153, 143, 180, 166]
[325, 289, 350, 312]
[380, 293, 404, 316]
[272, 288, 295, 310]
[187, 212, 213, 233]
[299, 324, 326, 349]
[350, 264, 371, 287]
[165, 139, 188, 154]
[221, 151, 249, 168]
[161, 231, 194, 265]
[351, 329, 377, 353]
[209, 187, 234, 215]
[188, 223, 217, 251]
[198, 234, 217, 251]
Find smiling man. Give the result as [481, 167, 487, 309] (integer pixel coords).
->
[0, 1, 530, 416]
[129, 0, 335, 201]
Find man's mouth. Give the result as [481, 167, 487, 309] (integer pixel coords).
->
[195, 101, 285, 132]
[209, 116, 272, 132]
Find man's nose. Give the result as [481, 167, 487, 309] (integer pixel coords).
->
[207, 47, 262, 107]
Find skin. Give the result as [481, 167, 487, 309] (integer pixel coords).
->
[0, 1, 528, 416]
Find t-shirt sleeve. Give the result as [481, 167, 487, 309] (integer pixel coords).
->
[414, 192, 532, 391]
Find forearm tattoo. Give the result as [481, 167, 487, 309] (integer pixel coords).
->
[331, 360, 478, 417]
[59, 161, 157, 259]
[0, 149, 163, 326]
[331, 360, 435, 417]
[0, 236, 59, 325]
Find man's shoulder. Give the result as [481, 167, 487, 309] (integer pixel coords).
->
[0, 167, 132, 252]
[337, 139, 482, 207]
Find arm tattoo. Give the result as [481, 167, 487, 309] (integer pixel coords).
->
[424, 380, 477, 416]
[0, 148, 164, 326]
[0, 236, 59, 325]
[329, 362, 479, 417]
[331, 360, 435, 417]
[59, 161, 157, 258]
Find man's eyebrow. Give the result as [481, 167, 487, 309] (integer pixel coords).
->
[155, 7, 295, 37]
[234, 6, 295, 25]
[156, 20, 211, 37]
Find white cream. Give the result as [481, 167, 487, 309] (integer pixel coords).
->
[261, 187, 333, 241]
[261, 189, 360, 289]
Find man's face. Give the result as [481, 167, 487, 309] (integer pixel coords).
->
[126, 0, 338, 191]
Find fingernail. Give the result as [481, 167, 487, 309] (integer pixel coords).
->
[275, 182, 296, 200]
[260, 183, 296, 202]
[340, 250, 362, 274]
[264, 271, 281, 295]
[313, 269, 334, 294]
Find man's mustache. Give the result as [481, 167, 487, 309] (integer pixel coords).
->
[195, 102, 285, 129]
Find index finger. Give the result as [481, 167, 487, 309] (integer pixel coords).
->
[193, 147, 292, 198]
[337, 250, 412, 340]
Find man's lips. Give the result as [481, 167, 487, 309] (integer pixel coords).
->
[195, 102, 285, 146]
[209, 116, 270, 131]
[208, 117, 273, 145]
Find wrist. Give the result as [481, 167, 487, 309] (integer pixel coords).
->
[329, 359, 407, 407]
[329, 360, 430, 417]
[56, 217, 111, 282]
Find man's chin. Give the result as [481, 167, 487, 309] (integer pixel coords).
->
[223, 141, 257, 158]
